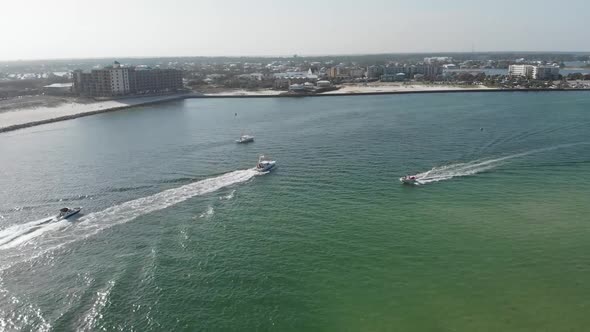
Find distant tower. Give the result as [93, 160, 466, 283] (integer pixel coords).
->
[113, 60, 121, 68]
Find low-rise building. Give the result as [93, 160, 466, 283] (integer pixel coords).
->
[43, 83, 73, 95]
[383, 63, 440, 80]
[381, 73, 406, 81]
[237, 73, 264, 81]
[273, 69, 318, 81]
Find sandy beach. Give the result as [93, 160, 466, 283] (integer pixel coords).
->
[322, 82, 494, 94]
[196, 83, 494, 97]
[202, 89, 282, 96]
[0, 94, 187, 133]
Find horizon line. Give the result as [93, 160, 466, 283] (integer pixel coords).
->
[2, 51, 590, 63]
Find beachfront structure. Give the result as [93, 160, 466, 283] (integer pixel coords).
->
[349, 68, 366, 78]
[509, 64, 559, 80]
[533, 65, 560, 80]
[382, 64, 441, 80]
[273, 69, 318, 89]
[367, 65, 384, 79]
[380, 73, 407, 82]
[273, 69, 318, 81]
[509, 65, 535, 78]
[43, 83, 74, 95]
[327, 66, 367, 79]
[73, 61, 183, 97]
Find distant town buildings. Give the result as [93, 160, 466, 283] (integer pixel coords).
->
[273, 68, 317, 80]
[4, 53, 585, 100]
[273, 68, 318, 89]
[380, 63, 442, 81]
[424, 57, 453, 64]
[72, 61, 183, 97]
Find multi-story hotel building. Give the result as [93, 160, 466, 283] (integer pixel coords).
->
[73, 61, 183, 97]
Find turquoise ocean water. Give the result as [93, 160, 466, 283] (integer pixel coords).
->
[0, 92, 589, 331]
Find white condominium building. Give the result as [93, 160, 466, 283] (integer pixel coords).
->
[509, 64, 560, 80]
[509, 65, 535, 78]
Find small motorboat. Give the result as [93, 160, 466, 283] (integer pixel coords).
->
[256, 155, 276, 173]
[400, 175, 419, 185]
[56, 207, 81, 220]
[236, 134, 255, 143]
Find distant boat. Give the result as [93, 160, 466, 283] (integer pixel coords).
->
[400, 175, 418, 185]
[236, 134, 254, 143]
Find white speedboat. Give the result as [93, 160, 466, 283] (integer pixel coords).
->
[400, 175, 419, 185]
[236, 134, 254, 143]
[256, 155, 276, 172]
[56, 207, 81, 220]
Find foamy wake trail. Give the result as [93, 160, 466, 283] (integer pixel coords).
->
[79, 169, 257, 229]
[414, 142, 589, 185]
[219, 189, 236, 200]
[0, 217, 55, 247]
[0, 169, 260, 268]
[0, 221, 70, 250]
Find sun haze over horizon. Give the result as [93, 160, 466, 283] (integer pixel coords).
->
[1, 0, 588, 61]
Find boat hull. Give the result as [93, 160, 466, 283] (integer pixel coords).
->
[58, 207, 81, 220]
[257, 161, 276, 172]
[399, 177, 418, 185]
[236, 138, 254, 143]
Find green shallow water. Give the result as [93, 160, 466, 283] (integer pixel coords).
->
[0, 92, 590, 331]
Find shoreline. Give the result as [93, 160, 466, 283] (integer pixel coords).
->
[0, 94, 187, 134]
[1, 88, 590, 134]
[193, 87, 590, 98]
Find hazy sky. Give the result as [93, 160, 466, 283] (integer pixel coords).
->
[1, 0, 588, 60]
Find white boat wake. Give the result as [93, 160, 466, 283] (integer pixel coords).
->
[0, 169, 261, 269]
[412, 142, 589, 185]
[219, 189, 236, 200]
[0, 217, 56, 247]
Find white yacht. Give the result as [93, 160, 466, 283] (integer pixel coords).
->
[56, 207, 81, 220]
[256, 155, 276, 172]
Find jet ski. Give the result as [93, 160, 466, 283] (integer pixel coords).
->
[56, 207, 81, 220]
